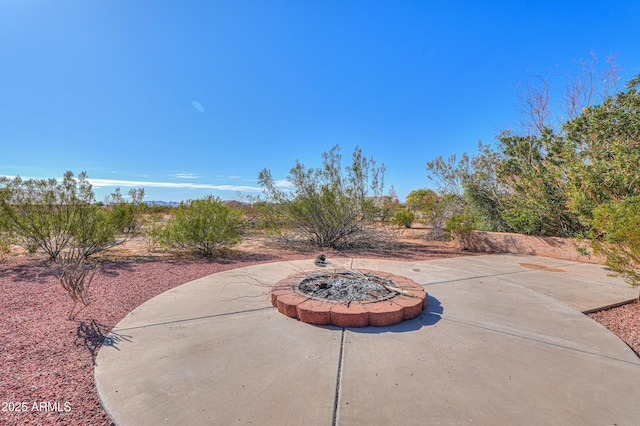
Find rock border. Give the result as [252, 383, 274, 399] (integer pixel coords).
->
[270, 270, 427, 327]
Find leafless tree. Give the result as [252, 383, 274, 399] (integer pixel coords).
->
[516, 52, 623, 135]
[518, 74, 551, 135]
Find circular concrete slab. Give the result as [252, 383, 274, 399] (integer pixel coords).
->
[95, 255, 640, 425]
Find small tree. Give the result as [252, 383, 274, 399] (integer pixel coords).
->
[0, 172, 92, 259]
[0, 171, 145, 319]
[0, 171, 144, 259]
[515, 52, 622, 135]
[426, 153, 469, 200]
[258, 145, 386, 249]
[73, 187, 145, 258]
[161, 196, 242, 256]
[405, 188, 438, 223]
[464, 143, 511, 232]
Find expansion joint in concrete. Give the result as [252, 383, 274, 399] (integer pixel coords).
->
[111, 306, 274, 332]
[441, 315, 640, 366]
[332, 328, 346, 426]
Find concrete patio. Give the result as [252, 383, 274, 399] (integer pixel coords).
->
[95, 254, 640, 425]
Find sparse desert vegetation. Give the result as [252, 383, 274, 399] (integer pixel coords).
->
[424, 73, 640, 286]
[1, 215, 639, 425]
[1, 66, 639, 426]
[0, 224, 470, 425]
[258, 145, 388, 249]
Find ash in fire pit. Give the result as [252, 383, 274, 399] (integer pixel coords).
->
[296, 271, 396, 302]
[271, 268, 428, 327]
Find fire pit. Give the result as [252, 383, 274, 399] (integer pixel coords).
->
[270, 269, 427, 327]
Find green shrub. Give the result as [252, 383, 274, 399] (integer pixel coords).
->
[142, 218, 165, 253]
[161, 196, 242, 256]
[0, 171, 144, 259]
[393, 209, 414, 228]
[0, 171, 145, 319]
[445, 212, 477, 250]
[379, 196, 400, 223]
[592, 196, 640, 286]
[405, 188, 439, 224]
[0, 231, 13, 262]
[20, 236, 40, 254]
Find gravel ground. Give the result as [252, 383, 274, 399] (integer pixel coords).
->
[587, 301, 640, 355]
[1, 241, 638, 425]
[0, 253, 312, 426]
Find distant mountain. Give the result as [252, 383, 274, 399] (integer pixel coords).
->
[222, 200, 249, 208]
[144, 200, 181, 207]
[144, 200, 249, 208]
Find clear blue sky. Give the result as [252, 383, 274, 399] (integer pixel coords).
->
[2, 1, 639, 202]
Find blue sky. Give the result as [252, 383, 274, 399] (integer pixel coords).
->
[2, 1, 639, 202]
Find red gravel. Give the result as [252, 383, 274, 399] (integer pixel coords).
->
[0, 252, 307, 426]
[1, 244, 638, 425]
[587, 300, 640, 355]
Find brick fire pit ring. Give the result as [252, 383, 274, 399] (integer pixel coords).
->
[270, 270, 427, 327]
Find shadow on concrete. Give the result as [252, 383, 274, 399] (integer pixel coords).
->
[343, 294, 443, 334]
[77, 320, 133, 366]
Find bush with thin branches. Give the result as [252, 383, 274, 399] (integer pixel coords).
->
[0, 171, 145, 318]
[56, 246, 99, 319]
[258, 145, 386, 249]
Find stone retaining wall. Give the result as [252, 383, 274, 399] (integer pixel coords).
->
[466, 231, 606, 264]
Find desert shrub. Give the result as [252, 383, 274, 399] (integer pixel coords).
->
[0, 173, 82, 258]
[258, 145, 386, 249]
[22, 237, 40, 254]
[393, 209, 414, 228]
[238, 200, 279, 231]
[0, 171, 145, 318]
[161, 196, 242, 256]
[73, 188, 145, 258]
[425, 193, 463, 236]
[591, 196, 640, 286]
[378, 197, 400, 223]
[0, 171, 144, 260]
[425, 148, 507, 234]
[563, 81, 640, 224]
[445, 212, 477, 250]
[497, 130, 584, 236]
[405, 188, 438, 223]
[464, 144, 512, 232]
[0, 224, 13, 261]
[142, 218, 165, 253]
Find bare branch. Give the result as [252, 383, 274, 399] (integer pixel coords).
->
[517, 74, 551, 134]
